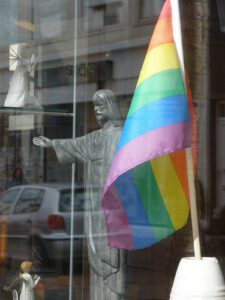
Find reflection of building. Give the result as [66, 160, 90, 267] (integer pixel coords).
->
[0, 0, 213, 202]
[0, 0, 224, 258]
[0, 0, 213, 208]
[0, 0, 166, 186]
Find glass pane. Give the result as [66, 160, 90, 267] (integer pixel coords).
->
[0, 0, 217, 299]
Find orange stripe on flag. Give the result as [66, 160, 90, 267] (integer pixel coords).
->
[170, 150, 190, 206]
[185, 74, 197, 174]
[148, 18, 173, 51]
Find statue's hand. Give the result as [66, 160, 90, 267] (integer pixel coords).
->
[33, 136, 53, 148]
[33, 274, 40, 280]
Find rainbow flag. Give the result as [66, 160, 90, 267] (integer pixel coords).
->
[102, 0, 193, 250]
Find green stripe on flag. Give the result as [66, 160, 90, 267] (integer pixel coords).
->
[132, 161, 174, 241]
[128, 68, 185, 117]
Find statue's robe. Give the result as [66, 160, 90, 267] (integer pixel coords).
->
[4, 57, 31, 107]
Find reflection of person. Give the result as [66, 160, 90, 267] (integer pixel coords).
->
[6, 168, 26, 189]
[33, 90, 125, 299]
[3, 261, 40, 300]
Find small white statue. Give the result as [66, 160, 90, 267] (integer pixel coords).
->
[4, 43, 40, 108]
[3, 261, 41, 300]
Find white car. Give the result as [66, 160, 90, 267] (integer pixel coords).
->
[0, 183, 85, 273]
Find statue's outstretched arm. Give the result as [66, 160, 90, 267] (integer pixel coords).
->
[34, 131, 96, 164]
[33, 136, 53, 148]
[33, 275, 41, 286]
[3, 276, 20, 292]
[33, 135, 88, 164]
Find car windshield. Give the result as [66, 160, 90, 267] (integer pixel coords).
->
[13, 188, 45, 214]
[59, 189, 84, 212]
[0, 188, 21, 214]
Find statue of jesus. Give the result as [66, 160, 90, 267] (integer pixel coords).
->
[33, 89, 125, 299]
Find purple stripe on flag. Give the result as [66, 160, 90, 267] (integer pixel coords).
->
[102, 184, 133, 249]
[104, 122, 191, 192]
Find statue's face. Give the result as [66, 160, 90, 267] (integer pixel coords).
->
[93, 95, 111, 125]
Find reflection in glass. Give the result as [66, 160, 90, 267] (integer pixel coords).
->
[4, 43, 40, 108]
[0, 0, 209, 299]
[139, 0, 164, 20]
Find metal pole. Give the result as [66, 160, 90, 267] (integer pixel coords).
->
[69, 0, 78, 298]
[171, 0, 201, 259]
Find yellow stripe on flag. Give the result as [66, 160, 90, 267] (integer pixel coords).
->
[150, 154, 189, 230]
[137, 43, 180, 86]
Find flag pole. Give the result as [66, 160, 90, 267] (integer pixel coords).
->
[171, 0, 202, 259]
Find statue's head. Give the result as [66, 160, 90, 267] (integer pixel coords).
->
[21, 261, 32, 273]
[93, 89, 121, 126]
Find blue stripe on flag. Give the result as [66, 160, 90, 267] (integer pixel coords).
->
[115, 170, 157, 249]
[117, 94, 189, 152]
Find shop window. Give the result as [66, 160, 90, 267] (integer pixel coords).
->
[0, 0, 215, 299]
[83, 0, 123, 31]
[139, 0, 164, 20]
[104, 2, 121, 26]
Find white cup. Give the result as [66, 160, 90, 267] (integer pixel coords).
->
[170, 257, 225, 299]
